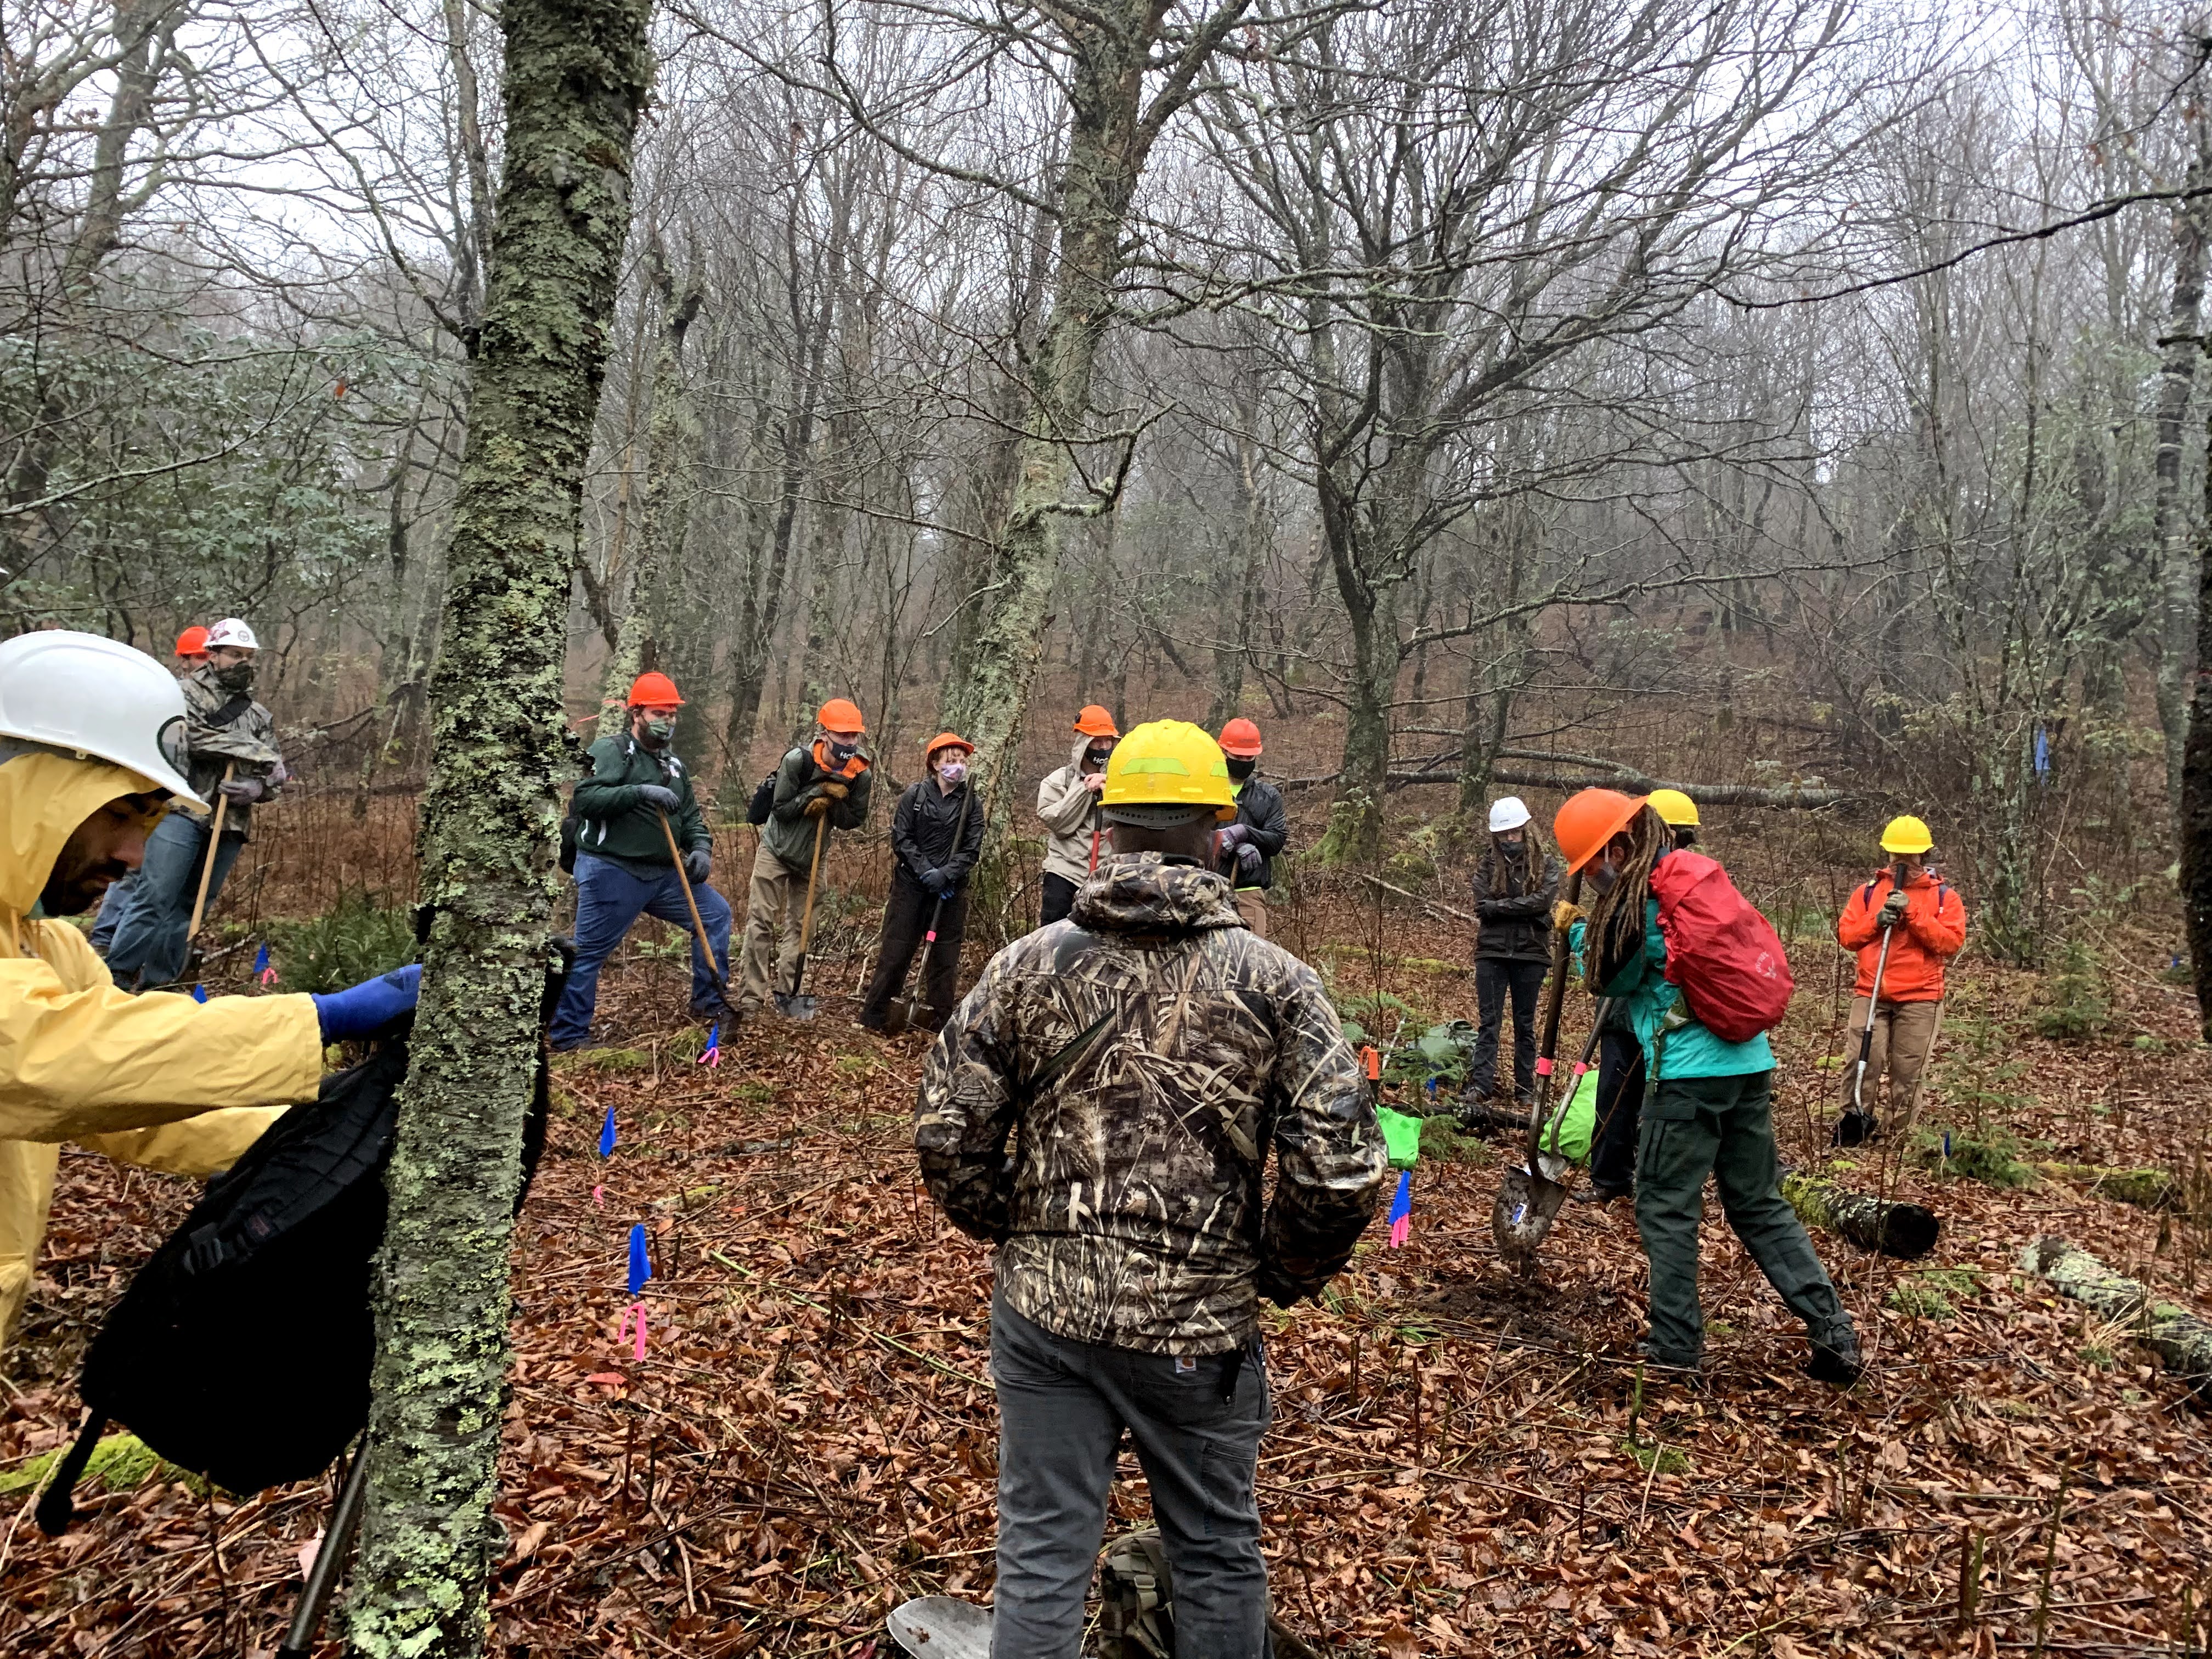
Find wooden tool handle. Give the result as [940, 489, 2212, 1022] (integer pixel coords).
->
[185, 761, 236, 941]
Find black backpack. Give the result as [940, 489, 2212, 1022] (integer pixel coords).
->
[746, 749, 803, 826]
[36, 949, 567, 1534]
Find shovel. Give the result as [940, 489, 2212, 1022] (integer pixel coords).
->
[884, 783, 975, 1036]
[1491, 868, 1582, 1274]
[1833, 879, 1900, 1148]
[775, 814, 830, 1021]
[656, 810, 729, 1009]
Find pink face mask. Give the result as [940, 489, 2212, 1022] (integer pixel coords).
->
[938, 760, 968, 783]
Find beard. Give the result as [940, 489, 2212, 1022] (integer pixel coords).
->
[40, 854, 130, 916]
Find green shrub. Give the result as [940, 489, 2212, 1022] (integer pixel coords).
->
[263, 888, 415, 995]
[2033, 935, 2111, 1041]
[1913, 1124, 2040, 1189]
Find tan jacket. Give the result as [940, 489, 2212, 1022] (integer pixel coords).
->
[1035, 735, 1108, 884]
[0, 749, 323, 1344]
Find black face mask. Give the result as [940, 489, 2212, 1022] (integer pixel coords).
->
[212, 660, 256, 692]
[1226, 758, 1256, 782]
[1085, 747, 1114, 768]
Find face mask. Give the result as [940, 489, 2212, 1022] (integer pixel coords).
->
[1585, 860, 1620, 895]
[828, 741, 857, 765]
[938, 760, 968, 784]
[640, 715, 675, 747]
[1086, 746, 1114, 768]
[1226, 758, 1256, 781]
[213, 659, 256, 692]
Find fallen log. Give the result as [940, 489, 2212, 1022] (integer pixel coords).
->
[1352, 872, 1479, 925]
[1781, 1173, 1940, 1260]
[2033, 1163, 2181, 1211]
[1277, 765, 1846, 809]
[2018, 1235, 2212, 1395]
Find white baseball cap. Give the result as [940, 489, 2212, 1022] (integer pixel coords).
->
[1488, 796, 1532, 833]
[204, 617, 259, 651]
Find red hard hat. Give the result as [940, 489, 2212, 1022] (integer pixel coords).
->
[817, 697, 866, 735]
[1553, 788, 1649, 874]
[1073, 704, 1120, 738]
[174, 625, 210, 657]
[627, 670, 685, 708]
[1218, 718, 1263, 758]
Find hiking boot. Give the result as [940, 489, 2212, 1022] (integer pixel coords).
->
[1805, 1330, 1865, 1389]
[1632, 1340, 1702, 1375]
[689, 997, 742, 1024]
[1572, 1181, 1632, 1205]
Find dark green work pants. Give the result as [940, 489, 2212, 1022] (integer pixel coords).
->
[1635, 1069, 1852, 1365]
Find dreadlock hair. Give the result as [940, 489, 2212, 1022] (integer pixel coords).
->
[1586, 805, 1671, 992]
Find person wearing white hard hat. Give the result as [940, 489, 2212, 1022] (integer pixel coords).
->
[0, 630, 420, 1350]
[1463, 795, 1560, 1110]
[101, 617, 287, 989]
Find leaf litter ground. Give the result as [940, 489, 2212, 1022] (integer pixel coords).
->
[3, 913, 2211, 1657]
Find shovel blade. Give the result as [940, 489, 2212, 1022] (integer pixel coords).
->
[1491, 1157, 1572, 1271]
[775, 991, 819, 1022]
[889, 1596, 991, 1658]
[881, 997, 916, 1036]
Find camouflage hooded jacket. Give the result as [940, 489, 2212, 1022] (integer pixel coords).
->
[166, 664, 285, 836]
[915, 853, 1387, 1355]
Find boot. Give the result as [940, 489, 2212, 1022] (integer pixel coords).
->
[1805, 1328, 1865, 1388]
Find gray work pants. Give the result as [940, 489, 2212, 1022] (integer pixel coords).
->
[989, 1285, 1271, 1658]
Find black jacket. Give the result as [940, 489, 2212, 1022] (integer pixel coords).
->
[1471, 842, 1559, 962]
[1221, 775, 1289, 890]
[892, 779, 984, 890]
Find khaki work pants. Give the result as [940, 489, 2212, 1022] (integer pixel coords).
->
[738, 839, 814, 1011]
[1841, 996, 1943, 1132]
[1233, 888, 1269, 940]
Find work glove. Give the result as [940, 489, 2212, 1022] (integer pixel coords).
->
[312, 964, 421, 1042]
[1235, 842, 1263, 877]
[1553, 900, 1585, 929]
[919, 866, 946, 893]
[636, 783, 681, 814]
[821, 781, 851, 801]
[684, 847, 710, 884]
[804, 797, 831, 819]
[1216, 823, 1250, 849]
[218, 777, 267, 804]
[1879, 889, 1910, 926]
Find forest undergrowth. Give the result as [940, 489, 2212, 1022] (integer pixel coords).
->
[4, 874, 2211, 1657]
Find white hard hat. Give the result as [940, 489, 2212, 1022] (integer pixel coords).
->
[1488, 795, 1532, 833]
[204, 617, 259, 651]
[0, 630, 204, 805]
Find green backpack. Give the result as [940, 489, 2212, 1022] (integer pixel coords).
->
[1097, 1530, 1176, 1659]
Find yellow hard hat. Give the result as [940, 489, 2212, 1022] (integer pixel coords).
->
[1101, 719, 1236, 822]
[1646, 787, 1700, 828]
[1880, 814, 1933, 855]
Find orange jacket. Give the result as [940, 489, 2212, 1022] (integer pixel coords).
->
[1837, 867, 1966, 1001]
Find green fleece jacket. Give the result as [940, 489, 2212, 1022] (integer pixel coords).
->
[1587, 853, 1775, 1081]
[760, 741, 873, 872]
[571, 734, 708, 873]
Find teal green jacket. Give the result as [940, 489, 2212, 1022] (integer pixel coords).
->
[571, 734, 708, 870]
[1585, 855, 1774, 1080]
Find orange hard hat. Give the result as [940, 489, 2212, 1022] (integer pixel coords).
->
[174, 625, 210, 657]
[817, 697, 866, 735]
[1218, 717, 1263, 758]
[924, 730, 973, 759]
[1073, 704, 1120, 739]
[627, 670, 684, 708]
[1553, 788, 1649, 874]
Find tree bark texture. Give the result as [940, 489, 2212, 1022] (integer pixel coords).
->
[2019, 1236, 2212, 1396]
[2033, 1164, 2186, 1213]
[1780, 1173, 1939, 1260]
[346, 0, 651, 1647]
[2152, 151, 2208, 813]
[2187, 324, 2212, 1041]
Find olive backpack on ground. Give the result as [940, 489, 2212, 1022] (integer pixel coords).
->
[1097, 1529, 1176, 1659]
[36, 945, 569, 1534]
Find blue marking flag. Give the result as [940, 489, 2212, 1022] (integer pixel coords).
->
[627, 1223, 652, 1296]
[598, 1106, 617, 1159]
[2034, 724, 2051, 777]
[1387, 1169, 1413, 1248]
[253, 942, 276, 985]
[697, 1021, 720, 1068]
[191, 983, 207, 1003]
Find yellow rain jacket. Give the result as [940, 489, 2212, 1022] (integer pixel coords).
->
[0, 750, 324, 1346]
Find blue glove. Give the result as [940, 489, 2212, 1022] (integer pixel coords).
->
[312, 964, 421, 1041]
[938, 888, 955, 904]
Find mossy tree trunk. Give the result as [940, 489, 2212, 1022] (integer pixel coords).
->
[939, 0, 1257, 800]
[345, 0, 651, 1647]
[2185, 349, 2212, 1041]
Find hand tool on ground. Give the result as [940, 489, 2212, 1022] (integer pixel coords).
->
[885, 783, 975, 1035]
[776, 813, 830, 1020]
[1491, 867, 1582, 1274]
[274, 1440, 369, 1657]
[185, 761, 236, 941]
[1833, 867, 1900, 1148]
[657, 809, 729, 1007]
[889, 1596, 992, 1657]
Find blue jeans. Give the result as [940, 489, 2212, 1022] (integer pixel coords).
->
[105, 814, 244, 989]
[551, 852, 732, 1047]
[88, 871, 140, 952]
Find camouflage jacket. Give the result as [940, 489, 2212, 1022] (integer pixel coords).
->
[167, 665, 284, 836]
[915, 854, 1387, 1355]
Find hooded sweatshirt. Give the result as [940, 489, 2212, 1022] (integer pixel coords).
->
[0, 750, 323, 1341]
[915, 853, 1389, 1354]
[1035, 735, 1111, 884]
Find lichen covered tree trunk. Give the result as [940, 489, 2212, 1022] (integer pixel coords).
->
[345, 0, 651, 1646]
[1780, 1173, 1940, 1260]
[2020, 1236, 2212, 1394]
[2186, 347, 2212, 1041]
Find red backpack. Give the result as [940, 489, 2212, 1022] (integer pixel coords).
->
[1648, 851, 1794, 1043]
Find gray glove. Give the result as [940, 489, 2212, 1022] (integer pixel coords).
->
[636, 783, 680, 814]
[919, 866, 946, 893]
[218, 777, 267, 804]
[684, 847, 710, 884]
[1879, 888, 1910, 926]
[1216, 822, 1250, 849]
[1236, 842, 1263, 877]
